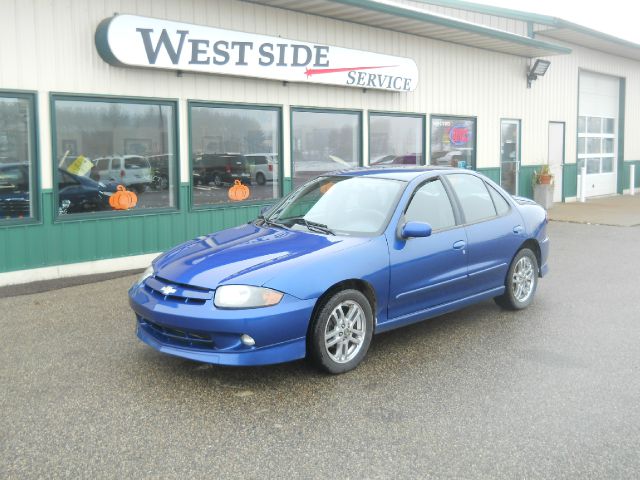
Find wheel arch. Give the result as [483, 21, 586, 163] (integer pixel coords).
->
[518, 238, 541, 276]
[306, 279, 378, 344]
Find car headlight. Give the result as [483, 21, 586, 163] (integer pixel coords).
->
[214, 285, 283, 309]
[135, 266, 154, 286]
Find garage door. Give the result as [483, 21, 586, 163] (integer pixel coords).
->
[578, 71, 619, 198]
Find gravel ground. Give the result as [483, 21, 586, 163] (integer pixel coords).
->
[1, 221, 639, 479]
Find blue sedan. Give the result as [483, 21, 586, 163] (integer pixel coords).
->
[129, 167, 549, 374]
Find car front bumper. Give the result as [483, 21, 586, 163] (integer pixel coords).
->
[129, 279, 315, 366]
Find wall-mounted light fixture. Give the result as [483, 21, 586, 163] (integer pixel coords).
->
[527, 59, 551, 88]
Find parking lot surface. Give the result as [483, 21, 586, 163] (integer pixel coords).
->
[1, 221, 639, 479]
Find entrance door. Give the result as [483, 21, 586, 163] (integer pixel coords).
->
[548, 122, 565, 202]
[500, 119, 520, 195]
[578, 72, 619, 197]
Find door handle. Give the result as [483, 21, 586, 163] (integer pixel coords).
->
[453, 240, 466, 250]
[513, 225, 524, 234]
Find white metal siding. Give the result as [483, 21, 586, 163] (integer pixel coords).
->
[0, 0, 639, 190]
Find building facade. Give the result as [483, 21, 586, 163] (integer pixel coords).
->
[1, 0, 639, 284]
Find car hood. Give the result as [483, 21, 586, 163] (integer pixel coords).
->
[153, 223, 371, 291]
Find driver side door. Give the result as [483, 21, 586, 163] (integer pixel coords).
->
[386, 177, 469, 322]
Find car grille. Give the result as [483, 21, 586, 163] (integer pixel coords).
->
[139, 317, 215, 349]
[143, 276, 212, 306]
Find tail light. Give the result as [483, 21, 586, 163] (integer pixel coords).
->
[226, 166, 231, 173]
[120, 170, 125, 178]
[268, 164, 273, 172]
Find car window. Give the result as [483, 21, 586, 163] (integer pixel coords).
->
[112, 158, 121, 169]
[447, 173, 497, 223]
[95, 159, 109, 171]
[125, 157, 148, 169]
[404, 178, 456, 230]
[487, 183, 510, 216]
[0, 167, 26, 190]
[59, 171, 79, 188]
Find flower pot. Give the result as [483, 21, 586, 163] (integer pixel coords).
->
[537, 174, 553, 185]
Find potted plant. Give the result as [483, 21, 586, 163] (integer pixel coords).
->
[533, 164, 554, 209]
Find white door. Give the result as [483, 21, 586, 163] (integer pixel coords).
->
[548, 122, 564, 202]
[578, 72, 619, 198]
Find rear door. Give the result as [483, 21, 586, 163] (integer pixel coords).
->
[444, 173, 524, 295]
[387, 177, 468, 321]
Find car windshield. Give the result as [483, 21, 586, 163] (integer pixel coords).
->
[266, 176, 404, 236]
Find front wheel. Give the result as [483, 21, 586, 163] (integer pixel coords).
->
[494, 248, 538, 310]
[308, 289, 373, 374]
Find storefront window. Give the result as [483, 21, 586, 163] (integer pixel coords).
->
[430, 116, 476, 169]
[52, 97, 177, 215]
[190, 104, 281, 206]
[292, 109, 361, 189]
[369, 114, 424, 166]
[0, 93, 36, 221]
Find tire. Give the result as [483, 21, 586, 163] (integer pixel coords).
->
[494, 248, 538, 310]
[308, 289, 374, 374]
[256, 172, 266, 185]
[213, 173, 223, 187]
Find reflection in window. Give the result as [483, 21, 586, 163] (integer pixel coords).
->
[430, 117, 476, 169]
[587, 158, 600, 174]
[587, 117, 601, 134]
[577, 116, 586, 133]
[447, 173, 496, 223]
[601, 157, 614, 173]
[292, 110, 360, 189]
[190, 105, 280, 206]
[369, 114, 423, 166]
[53, 98, 176, 215]
[405, 179, 455, 230]
[0, 94, 35, 221]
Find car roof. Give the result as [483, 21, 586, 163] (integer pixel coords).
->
[328, 166, 461, 181]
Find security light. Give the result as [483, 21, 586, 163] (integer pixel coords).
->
[527, 59, 551, 88]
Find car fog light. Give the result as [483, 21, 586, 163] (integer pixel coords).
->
[241, 334, 255, 346]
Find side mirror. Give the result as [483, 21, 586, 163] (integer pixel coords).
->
[401, 221, 432, 239]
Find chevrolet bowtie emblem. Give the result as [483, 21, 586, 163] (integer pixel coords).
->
[160, 286, 177, 295]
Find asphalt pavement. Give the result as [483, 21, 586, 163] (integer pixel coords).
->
[1, 221, 639, 479]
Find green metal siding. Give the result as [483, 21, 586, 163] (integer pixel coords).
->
[0, 185, 266, 273]
[562, 164, 578, 199]
[476, 167, 500, 184]
[517, 165, 541, 199]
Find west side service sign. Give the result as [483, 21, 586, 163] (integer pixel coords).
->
[95, 15, 418, 92]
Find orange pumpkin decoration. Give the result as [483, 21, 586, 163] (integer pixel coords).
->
[228, 180, 250, 202]
[109, 185, 138, 210]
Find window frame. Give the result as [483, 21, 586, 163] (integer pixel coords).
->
[368, 111, 426, 166]
[403, 176, 463, 234]
[50, 92, 180, 222]
[429, 114, 478, 170]
[188, 100, 283, 211]
[442, 172, 500, 226]
[290, 106, 363, 189]
[0, 90, 40, 227]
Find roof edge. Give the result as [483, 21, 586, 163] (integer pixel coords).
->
[330, 0, 571, 55]
[412, 0, 558, 26]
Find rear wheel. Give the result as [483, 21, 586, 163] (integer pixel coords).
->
[213, 174, 223, 187]
[256, 172, 266, 185]
[309, 289, 373, 374]
[494, 248, 538, 310]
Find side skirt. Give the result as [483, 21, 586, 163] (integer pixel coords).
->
[375, 286, 505, 334]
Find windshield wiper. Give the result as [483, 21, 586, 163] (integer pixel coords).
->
[290, 217, 335, 235]
[260, 217, 288, 229]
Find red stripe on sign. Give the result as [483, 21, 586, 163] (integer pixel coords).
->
[304, 65, 398, 77]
